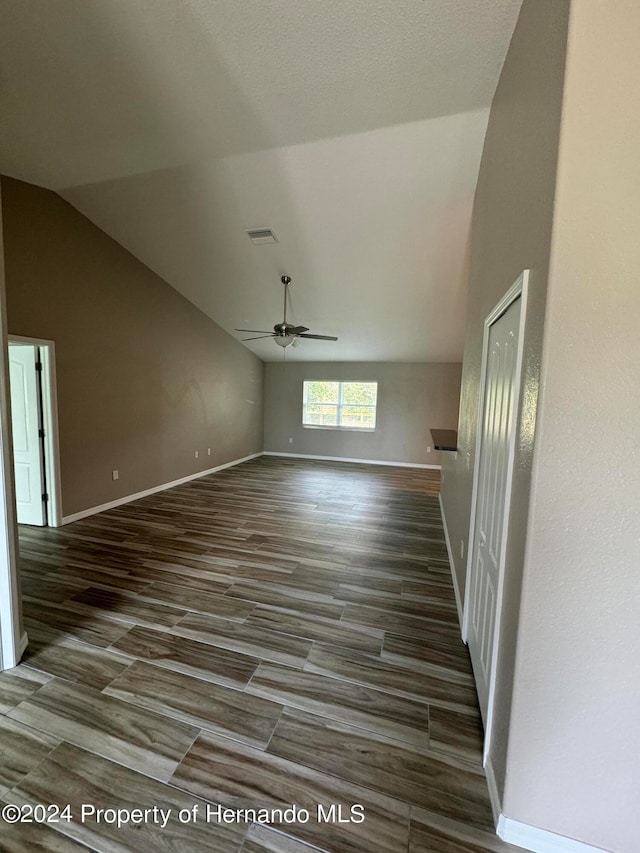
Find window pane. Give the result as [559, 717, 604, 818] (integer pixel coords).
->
[342, 382, 377, 406]
[303, 404, 338, 426]
[340, 406, 376, 429]
[302, 381, 378, 430]
[304, 381, 339, 404]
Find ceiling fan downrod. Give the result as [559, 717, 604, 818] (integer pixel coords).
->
[278, 275, 292, 335]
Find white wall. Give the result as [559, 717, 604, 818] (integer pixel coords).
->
[503, 2, 640, 850]
[264, 362, 461, 466]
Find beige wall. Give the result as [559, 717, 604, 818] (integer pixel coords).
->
[440, 0, 570, 797]
[265, 362, 461, 466]
[1, 177, 264, 518]
[442, 1, 640, 849]
[503, 2, 640, 850]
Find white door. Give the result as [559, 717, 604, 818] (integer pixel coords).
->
[468, 295, 521, 723]
[9, 344, 46, 526]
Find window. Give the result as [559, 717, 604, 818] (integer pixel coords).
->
[302, 381, 378, 430]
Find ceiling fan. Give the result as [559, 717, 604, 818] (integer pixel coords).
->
[236, 275, 338, 349]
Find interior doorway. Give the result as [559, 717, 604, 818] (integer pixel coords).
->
[8, 336, 62, 527]
[463, 270, 529, 762]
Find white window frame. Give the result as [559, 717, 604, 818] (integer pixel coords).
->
[302, 380, 378, 431]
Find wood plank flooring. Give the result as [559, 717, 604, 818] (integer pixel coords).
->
[2, 456, 523, 852]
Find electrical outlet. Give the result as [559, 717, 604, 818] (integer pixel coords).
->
[289, 437, 293, 444]
[426, 445, 432, 453]
[460, 540, 465, 560]
[207, 448, 211, 456]
[112, 470, 119, 481]
[194, 450, 199, 459]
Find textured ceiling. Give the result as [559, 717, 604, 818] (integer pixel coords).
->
[0, 0, 522, 362]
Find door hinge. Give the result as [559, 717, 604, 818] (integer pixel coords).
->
[39, 428, 45, 438]
[35, 361, 43, 372]
[42, 493, 49, 502]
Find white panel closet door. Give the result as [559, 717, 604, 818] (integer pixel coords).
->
[468, 295, 521, 723]
[9, 345, 46, 526]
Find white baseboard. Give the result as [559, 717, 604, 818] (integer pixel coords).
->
[497, 814, 607, 853]
[438, 492, 464, 629]
[60, 452, 263, 525]
[485, 756, 502, 827]
[18, 631, 29, 658]
[4, 631, 30, 669]
[486, 758, 606, 853]
[263, 451, 441, 470]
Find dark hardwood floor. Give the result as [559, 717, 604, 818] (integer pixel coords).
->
[0, 456, 522, 852]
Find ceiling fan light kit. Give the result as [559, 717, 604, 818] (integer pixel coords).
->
[274, 334, 295, 348]
[235, 275, 338, 349]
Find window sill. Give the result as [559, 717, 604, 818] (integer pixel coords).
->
[303, 425, 376, 433]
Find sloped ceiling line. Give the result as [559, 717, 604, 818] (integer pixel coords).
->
[0, 0, 522, 361]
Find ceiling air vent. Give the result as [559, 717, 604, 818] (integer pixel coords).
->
[246, 228, 278, 245]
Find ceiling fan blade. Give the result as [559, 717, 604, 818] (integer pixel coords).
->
[235, 328, 273, 334]
[242, 334, 276, 341]
[298, 333, 338, 341]
[290, 325, 309, 334]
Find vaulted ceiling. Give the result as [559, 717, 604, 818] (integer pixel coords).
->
[0, 0, 522, 361]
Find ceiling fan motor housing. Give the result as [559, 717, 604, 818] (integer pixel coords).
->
[275, 323, 293, 335]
